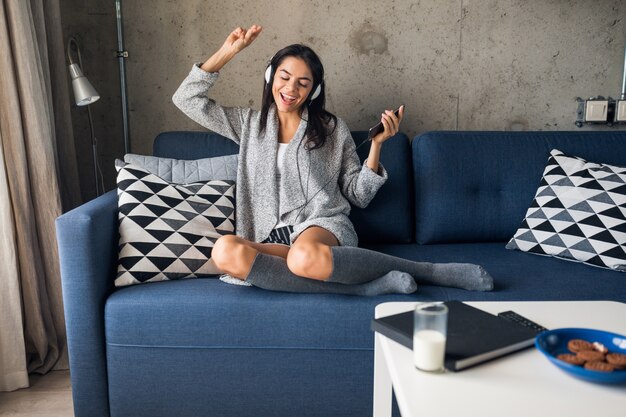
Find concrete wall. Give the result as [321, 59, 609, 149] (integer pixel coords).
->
[61, 0, 626, 200]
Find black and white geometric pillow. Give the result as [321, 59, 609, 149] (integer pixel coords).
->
[115, 161, 235, 286]
[506, 149, 626, 271]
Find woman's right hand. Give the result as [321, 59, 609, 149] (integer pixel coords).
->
[220, 25, 263, 56]
[201, 25, 263, 73]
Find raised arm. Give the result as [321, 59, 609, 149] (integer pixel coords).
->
[172, 25, 263, 143]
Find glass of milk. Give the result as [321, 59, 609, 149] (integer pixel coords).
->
[413, 303, 448, 373]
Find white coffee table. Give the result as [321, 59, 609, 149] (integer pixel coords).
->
[373, 301, 626, 417]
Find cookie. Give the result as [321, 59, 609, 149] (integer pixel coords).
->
[584, 361, 615, 372]
[568, 339, 593, 353]
[557, 353, 586, 366]
[577, 350, 605, 362]
[606, 353, 626, 370]
[592, 342, 608, 354]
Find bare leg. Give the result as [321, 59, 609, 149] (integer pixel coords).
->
[211, 234, 289, 279]
[286, 226, 338, 280]
[251, 242, 290, 259]
[213, 227, 339, 281]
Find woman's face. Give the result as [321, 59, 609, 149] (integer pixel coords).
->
[272, 56, 315, 114]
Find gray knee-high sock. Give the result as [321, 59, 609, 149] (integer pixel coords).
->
[245, 253, 417, 296]
[327, 246, 494, 291]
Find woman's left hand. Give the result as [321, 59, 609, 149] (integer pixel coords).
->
[371, 105, 405, 145]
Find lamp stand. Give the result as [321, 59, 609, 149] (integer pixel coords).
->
[115, 0, 130, 154]
[86, 105, 101, 196]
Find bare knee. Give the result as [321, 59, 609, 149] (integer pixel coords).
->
[286, 242, 332, 280]
[211, 235, 242, 271]
[212, 235, 256, 278]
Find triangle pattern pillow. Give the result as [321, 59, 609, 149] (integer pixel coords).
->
[506, 149, 626, 271]
[115, 161, 235, 286]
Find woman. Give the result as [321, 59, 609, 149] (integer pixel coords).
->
[173, 25, 493, 295]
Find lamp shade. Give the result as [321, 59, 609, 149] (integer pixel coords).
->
[68, 63, 100, 106]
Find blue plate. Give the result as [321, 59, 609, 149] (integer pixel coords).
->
[535, 328, 626, 384]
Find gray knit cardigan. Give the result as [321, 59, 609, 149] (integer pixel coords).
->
[172, 64, 388, 247]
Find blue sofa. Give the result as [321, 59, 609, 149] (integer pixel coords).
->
[56, 130, 626, 417]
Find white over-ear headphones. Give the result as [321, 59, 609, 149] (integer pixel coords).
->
[265, 64, 322, 101]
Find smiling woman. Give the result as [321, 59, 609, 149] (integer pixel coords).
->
[172, 25, 493, 296]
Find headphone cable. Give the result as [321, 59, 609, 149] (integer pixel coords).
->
[292, 136, 373, 224]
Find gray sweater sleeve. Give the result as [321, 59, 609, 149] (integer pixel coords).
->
[336, 120, 388, 208]
[172, 64, 254, 144]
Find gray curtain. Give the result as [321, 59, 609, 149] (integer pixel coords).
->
[0, 0, 82, 391]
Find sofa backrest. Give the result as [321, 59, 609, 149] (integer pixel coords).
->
[154, 131, 239, 158]
[350, 132, 414, 244]
[413, 130, 626, 244]
[153, 130, 414, 244]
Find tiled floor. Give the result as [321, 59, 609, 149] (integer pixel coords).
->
[0, 371, 74, 417]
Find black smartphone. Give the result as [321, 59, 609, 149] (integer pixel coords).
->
[368, 105, 404, 139]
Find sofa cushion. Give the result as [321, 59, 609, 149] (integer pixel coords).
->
[124, 153, 238, 183]
[115, 162, 235, 286]
[413, 131, 626, 244]
[105, 279, 422, 349]
[363, 242, 626, 302]
[506, 149, 626, 271]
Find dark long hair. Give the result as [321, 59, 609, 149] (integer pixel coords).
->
[260, 44, 337, 150]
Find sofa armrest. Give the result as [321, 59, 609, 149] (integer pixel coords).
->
[55, 190, 119, 417]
